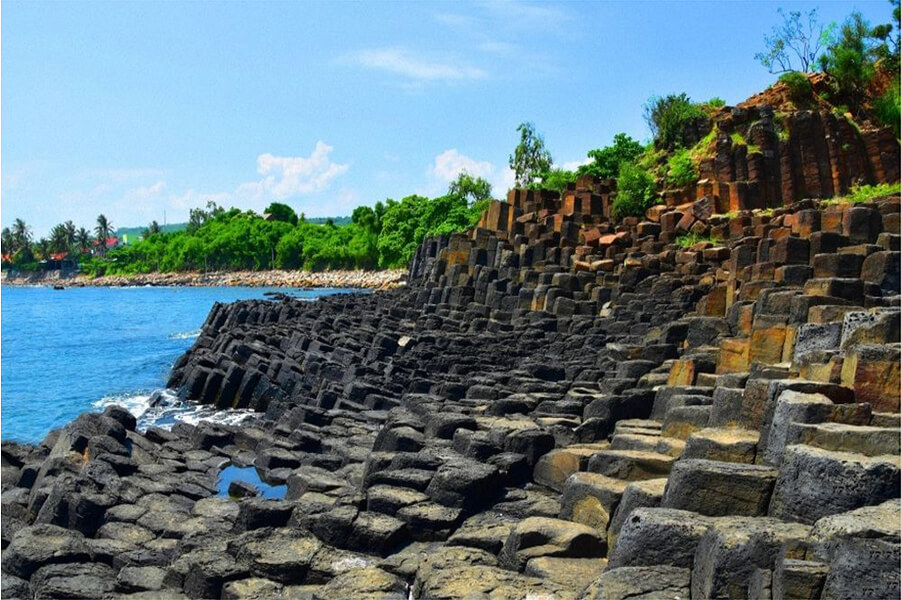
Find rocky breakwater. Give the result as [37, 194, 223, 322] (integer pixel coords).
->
[1, 268, 407, 290]
[2, 160, 900, 595]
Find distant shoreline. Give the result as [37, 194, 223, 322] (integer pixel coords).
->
[0, 268, 407, 290]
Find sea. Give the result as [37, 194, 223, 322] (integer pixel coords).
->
[0, 285, 354, 444]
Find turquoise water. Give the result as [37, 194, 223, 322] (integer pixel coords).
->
[217, 464, 287, 499]
[0, 285, 353, 443]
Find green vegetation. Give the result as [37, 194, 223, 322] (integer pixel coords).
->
[874, 83, 901, 137]
[264, 202, 299, 225]
[3, 173, 493, 275]
[824, 181, 901, 205]
[612, 162, 657, 219]
[665, 148, 699, 188]
[704, 97, 726, 109]
[689, 128, 718, 162]
[579, 133, 645, 180]
[729, 131, 763, 155]
[117, 223, 187, 240]
[533, 169, 576, 194]
[675, 233, 723, 248]
[779, 71, 814, 104]
[756, 3, 900, 133]
[643, 93, 709, 150]
[510, 122, 553, 186]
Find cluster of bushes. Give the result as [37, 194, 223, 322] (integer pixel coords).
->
[85, 174, 491, 275]
[758, 4, 900, 135]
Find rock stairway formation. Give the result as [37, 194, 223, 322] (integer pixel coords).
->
[2, 120, 900, 597]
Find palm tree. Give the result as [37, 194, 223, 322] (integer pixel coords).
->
[64, 221, 76, 246]
[76, 228, 92, 255]
[2, 227, 16, 254]
[143, 220, 161, 238]
[12, 218, 31, 249]
[36, 238, 52, 261]
[95, 214, 112, 253]
[50, 224, 69, 253]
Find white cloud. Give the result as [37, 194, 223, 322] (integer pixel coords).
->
[124, 180, 167, 202]
[169, 190, 232, 211]
[171, 142, 348, 215]
[561, 158, 591, 172]
[343, 48, 487, 82]
[427, 149, 516, 198]
[254, 142, 349, 199]
[431, 149, 496, 182]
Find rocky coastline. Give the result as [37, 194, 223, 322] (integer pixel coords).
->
[2, 110, 900, 598]
[0, 269, 408, 290]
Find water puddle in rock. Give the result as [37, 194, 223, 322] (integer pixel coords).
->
[217, 464, 287, 499]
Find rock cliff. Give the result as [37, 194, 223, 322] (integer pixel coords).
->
[2, 105, 899, 599]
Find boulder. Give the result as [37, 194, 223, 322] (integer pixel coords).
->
[233, 532, 321, 584]
[608, 507, 711, 569]
[579, 566, 691, 600]
[499, 516, 605, 571]
[691, 517, 810, 600]
[3, 524, 92, 578]
[30, 562, 115, 600]
[662, 459, 778, 517]
[769, 445, 901, 524]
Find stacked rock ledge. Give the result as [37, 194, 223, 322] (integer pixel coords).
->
[2, 113, 900, 599]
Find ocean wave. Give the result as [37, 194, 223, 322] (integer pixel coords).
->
[169, 329, 201, 340]
[92, 389, 258, 431]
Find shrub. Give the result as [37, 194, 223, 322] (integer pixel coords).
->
[532, 169, 577, 193]
[578, 133, 645, 180]
[705, 97, 726, 109]
[778, 71, 814, 104]
[675, 233, 722, 248]
[826, 182, 901, 205]
[666, 149, 698, 187]
[873, 84, 900, 138]
[644, 93, 709, 150]
[613, 162, 657, 219]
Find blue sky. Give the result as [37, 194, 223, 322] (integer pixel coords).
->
[2, 0, 894, 236]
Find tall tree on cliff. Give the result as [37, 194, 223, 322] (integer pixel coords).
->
[95, 214, 113, 254]
[755, 8, 832, 73]
[509, 122, 553, 187]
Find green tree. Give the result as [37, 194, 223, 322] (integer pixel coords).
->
[12, 218, 31, 249]
[755, 8, 832, 73]
[817, 10, 897, 113]
[644, 93, 709, 150]
[1, 228, 14, 254]
[76, 228, 92, 255]
[95, 214, 113, 253]
[613, 162, 657, 219]
[144, 220, 162, 238]
[666, 148, 699, 187]
[50, 224, 70, 253]
[377, 195, 429, 267]
[36, 238, 52, 261]
[578, 133, 645, 180]
[448, 172, 493, 205]
[535, 169, 576, 193]
[509, 122, 553, 186]
[264, 202, 299, 225]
